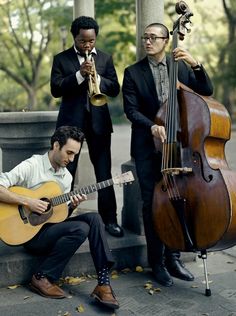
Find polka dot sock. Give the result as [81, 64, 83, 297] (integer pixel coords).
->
[98, 266, 110, 286]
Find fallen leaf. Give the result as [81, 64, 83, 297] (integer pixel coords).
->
[63, 312, 71, 316]
[121, 268, 131, 274]
[135, 266, 143, 272]
[149, 289, 154, 295]
[23, 296, 30, 300]
[7, 285, 21, 290]
[153, 287, 161, 292]
[64, 276, 86, 285]
[227, 261, 235, 264]
[111, 274, 119, 279]
[111, 270, 118, 276]
[191, 285, 199, 288]
[76, 304, 85, 313]
[144, 283, 153, 290]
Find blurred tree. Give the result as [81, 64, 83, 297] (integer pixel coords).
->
[217, 0, 236, 115]
[0, 0, 235, 121]
[0, 0, 72, 111]
[95, 0, 136, 81]
[165, 0, 236, 117]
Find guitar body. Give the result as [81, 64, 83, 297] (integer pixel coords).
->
[0, 171, 135, 246]
[0, 181, 68, 246]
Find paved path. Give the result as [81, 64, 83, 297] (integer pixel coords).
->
[0, 250, 235, 315]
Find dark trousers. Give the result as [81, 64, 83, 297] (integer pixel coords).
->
[68, 131, 117, 225]
[24, 212, 114, 281]
[135, 153, 180, 268]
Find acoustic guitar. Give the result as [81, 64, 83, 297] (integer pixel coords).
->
[0, 171, 134, 246]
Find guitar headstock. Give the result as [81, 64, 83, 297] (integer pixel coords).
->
[113, 171, 135, 185]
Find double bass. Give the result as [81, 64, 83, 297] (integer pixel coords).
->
[152, 1, 236, 296]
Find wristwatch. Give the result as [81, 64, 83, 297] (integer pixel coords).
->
[191, 62, 202, 71]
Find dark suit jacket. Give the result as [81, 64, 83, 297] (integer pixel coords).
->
[122, 56, 213, 160]
[50, 47, 120, 135]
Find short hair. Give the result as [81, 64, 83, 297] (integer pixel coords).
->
[50, 126, 84, 149]
[145, 23, 169, 39]
[70, 16, 99, 38]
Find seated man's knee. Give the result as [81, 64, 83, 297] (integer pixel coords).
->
[86, 212, 104, 226]
[74, 222, 90, 240]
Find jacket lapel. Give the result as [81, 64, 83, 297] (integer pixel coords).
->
[66, 47, 81, 71]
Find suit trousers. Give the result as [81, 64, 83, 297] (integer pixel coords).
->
[68, 129, 117, 225]
[134, 152, 180, 268]
[24, 212, 114, 281]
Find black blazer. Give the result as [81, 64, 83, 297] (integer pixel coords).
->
[122, 56, 213, 160]
[50, 47, 120, 135]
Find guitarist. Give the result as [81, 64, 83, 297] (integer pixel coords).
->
[0, 126, 119, 310]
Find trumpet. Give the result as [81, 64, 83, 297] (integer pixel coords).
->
[85, 50, 107, 106]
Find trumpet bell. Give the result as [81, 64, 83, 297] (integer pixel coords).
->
[90, 93, 107, 106]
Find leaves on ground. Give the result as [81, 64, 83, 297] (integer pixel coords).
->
[7, 284, 21, 290]
[135, 265, 144, 272]
[63, 276, 87, 285]
[76, 304, 85, 313]
[111, 270, 119, 279]
[121, 268, 132, 274]
[144, 281, 161, 294]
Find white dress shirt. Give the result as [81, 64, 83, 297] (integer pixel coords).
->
[0, 152, 72, 194]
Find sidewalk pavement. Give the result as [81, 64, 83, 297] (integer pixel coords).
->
[0, 250, 235, 316]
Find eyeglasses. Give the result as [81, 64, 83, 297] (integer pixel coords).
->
[141, 36, 167, 44]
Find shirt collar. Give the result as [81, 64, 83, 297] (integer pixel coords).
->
[42, 152, 66, 177]
[148, 55, 167, 67]
[73, 46, 97, 56]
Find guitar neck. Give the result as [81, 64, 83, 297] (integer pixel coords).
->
[51, 178, 114, 206]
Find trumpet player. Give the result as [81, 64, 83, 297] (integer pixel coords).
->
[50, 16, 123, 238]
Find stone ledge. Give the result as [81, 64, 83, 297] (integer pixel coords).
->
[0, 230, 147, 288]
[0, 229, 196, 288]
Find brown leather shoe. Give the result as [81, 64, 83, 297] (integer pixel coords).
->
[91, 284, 119, 309]
[29, 275, 66, 299]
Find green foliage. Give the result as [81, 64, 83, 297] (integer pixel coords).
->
[0, 0, 72, 111]
[0, 0, 236, 120]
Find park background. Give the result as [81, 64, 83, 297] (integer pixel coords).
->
[0, 0, 235, 124]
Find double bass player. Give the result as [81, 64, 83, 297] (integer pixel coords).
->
[122, 22, 213, 287]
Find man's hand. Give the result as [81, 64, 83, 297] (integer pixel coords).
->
[70, 193, 87, 210]
[151, 124, 166, 143]
[80, 60, 93, 77]
[23, 198, 49, 214]
[173, 47, 198, 68]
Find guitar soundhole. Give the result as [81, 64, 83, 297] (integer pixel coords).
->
[41, 198, 51, 211]
[28, 198, 53, 226]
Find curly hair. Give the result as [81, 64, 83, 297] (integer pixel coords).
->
[50, 126, 84, 149]
[70, 16, 99, 38]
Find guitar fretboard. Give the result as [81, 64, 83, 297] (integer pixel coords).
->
[50, 178, 114, 206]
